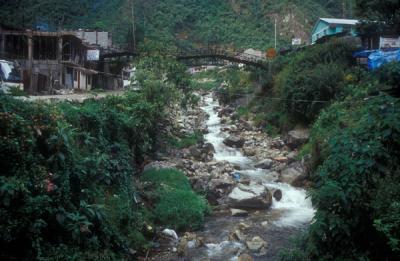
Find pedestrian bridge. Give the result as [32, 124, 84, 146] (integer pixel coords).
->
[100, 47, 268, 69]
[176, 48, 268, 68]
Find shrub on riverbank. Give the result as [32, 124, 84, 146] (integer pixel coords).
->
[141, 169, 209, 231]
[0, 56, 200, 260]
[305, 93, 400, 260]
[0, 94, 150, 260]
[280, 65, 400, 259]
[168, 131, 204, 149]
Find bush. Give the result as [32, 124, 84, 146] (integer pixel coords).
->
[374, 62, 400, 90]
[0, 55, 190, 260]
[302, 93, 400, 260]
[168, 131, 204, 149]
[141, 169, 209, 231]
[273, 39, 356, 124]
[215, 67, 253, 104]
[0, 92, 161, 260]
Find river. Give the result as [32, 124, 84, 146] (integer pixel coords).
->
[155, 93, 314, 260]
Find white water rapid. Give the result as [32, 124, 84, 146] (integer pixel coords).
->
[201, 93, 315, 256]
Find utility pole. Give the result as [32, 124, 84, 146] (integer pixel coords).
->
[274, 18, 277, 49]
[342, 0, 346, 18]
[349, 0, 353, 18]
[131, 0, 136, 51]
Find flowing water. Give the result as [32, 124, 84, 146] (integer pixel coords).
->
[155, 93, 314, 260]
[198, 94, 315, 260]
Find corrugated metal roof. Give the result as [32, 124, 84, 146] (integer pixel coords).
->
[320, 18, 359, 25]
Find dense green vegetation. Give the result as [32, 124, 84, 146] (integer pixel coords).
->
[1, 0, 344, 49]
[168, 131, 204, 149]
[2, 0, 400, 260]
[216, 38, 400, 259]
[0, 56, 207, 260]
[279, 63, 400, 259]
[141, 169, 209, 231]
[356, 0, 400, 34]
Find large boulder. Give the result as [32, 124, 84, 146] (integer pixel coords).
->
[279, 167, 303, 184]
[254, 159, 273, 169]
[189, 146, 203, 160]
[286, 129, 310, 150]
[224, 136, 245, 148]
[202, 142, 215, 154]
[228, 183, 272, 209]
[203, 178, 235, 204]
[291, 173, 310, 188]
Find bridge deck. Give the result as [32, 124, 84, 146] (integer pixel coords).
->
[100, 48, 268, 68]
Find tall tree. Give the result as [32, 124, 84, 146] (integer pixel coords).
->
[355, 0, 400, 33]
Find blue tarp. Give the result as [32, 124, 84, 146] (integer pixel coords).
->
[353, 50, 375, 58]
[368, 49, 400, 70]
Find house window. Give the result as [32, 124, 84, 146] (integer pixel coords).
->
[87, 75, 91, 85]
[73, 70, 78, 81]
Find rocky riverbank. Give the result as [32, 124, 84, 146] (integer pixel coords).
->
[145, 92, 314, 261]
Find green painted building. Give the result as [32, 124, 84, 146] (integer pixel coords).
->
[311, 18, 359, 44]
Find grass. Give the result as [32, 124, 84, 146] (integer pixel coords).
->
[191, 79, 218, 91]
[296, 143, 312, 160]
[141, 168, 209, 231]
[168, 131, 203, 149]
[237, 106, 250, 118]
[142, 168, 192, 190]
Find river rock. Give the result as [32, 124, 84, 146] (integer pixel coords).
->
[177, 238, 188, 256]
[243, 147, 256, 157]
[279, 167, 303, 184]
[286, 129, 310, 150]
[239, 119, 253, 131]
[265, 171, 280, 182]
[223, 135, 245, 148]
[189, 146, 203, 160]
[161, 228, 179, 240]
[270, 138, 285, 149]
[291, 173, 309, 188]
[246, 236, 267, 252]
[210, 178, 235, 189]
[273, 156, 288, 163]
[143, 161, 177, 171]
[273, 189, 283, 201]
[218, 107, 234, 117]
[206, 241, 245, 259]
[254, 159, 273, 169]
[261, 221, 269, 228]
[203, 142, 215, 154]
[238, 253, 254, 261]
[228, 183, 272, 209]
[238, 222, 250, 230]
[230, 208, 249, 217]
[233, 229, 247, 241]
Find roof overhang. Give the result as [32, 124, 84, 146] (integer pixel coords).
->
[62, 61, 98, 75]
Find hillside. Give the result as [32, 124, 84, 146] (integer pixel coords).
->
[120, 0, 347, 50]
[0, 0, 347, 50]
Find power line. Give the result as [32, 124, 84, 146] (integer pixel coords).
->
[209, 88, 390, 104]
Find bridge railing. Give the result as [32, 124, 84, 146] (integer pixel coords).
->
[176, 47, 267, 64]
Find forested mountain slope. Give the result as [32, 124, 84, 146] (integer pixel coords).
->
[0, 0, 350, 49]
